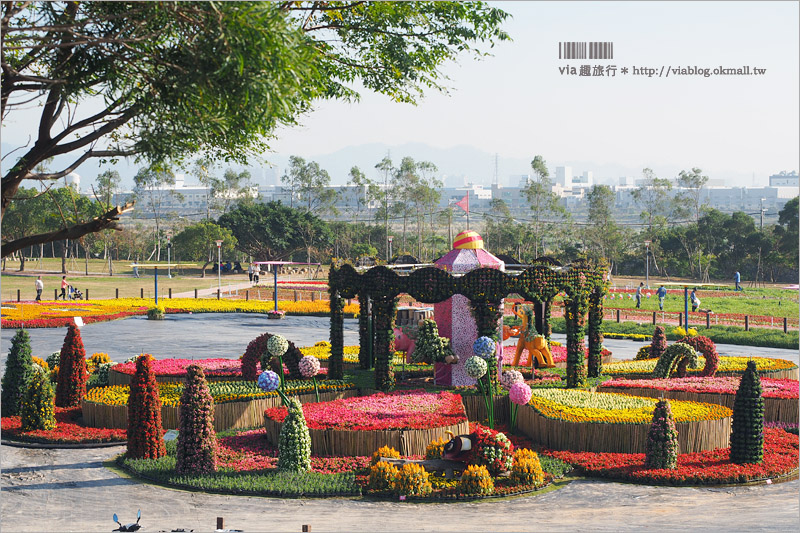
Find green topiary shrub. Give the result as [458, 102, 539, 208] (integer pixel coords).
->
[730, 360, 764, 464]
[1, 329, 34, 417]
[412, 319, 455, 363]
[20, 369, 56, 431]
[649, 326, 667, 359]
[176, 365, 217, 475]
[277, 398, 311, 472]
[645, 399, 679, 469]
[55, 324, 88, 407]
[127, 355, 166, 459]
[651, 343, 699, 379]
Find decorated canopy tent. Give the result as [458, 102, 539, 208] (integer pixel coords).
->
[433, 231, 504, 386]
[328, 245, 608, 391]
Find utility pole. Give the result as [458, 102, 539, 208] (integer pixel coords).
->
[644, 240, 651, 288]
[760, 197, 766, 230]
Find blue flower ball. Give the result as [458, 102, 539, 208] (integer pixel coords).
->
[473, 336, 496, 360]
[257, 370, 281, 392]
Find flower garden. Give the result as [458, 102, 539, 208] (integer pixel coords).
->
[2, 242, 798, 502]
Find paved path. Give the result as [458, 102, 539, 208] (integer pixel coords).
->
[1, 444, 797, 533]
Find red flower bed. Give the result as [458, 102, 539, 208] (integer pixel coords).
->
[264, 389, 467, 431]
[603, 377, 799, 399]
[543, 428, 798, 485]
[2, 310, 146, 329]
[217, 429, 371, 473]
[1, 407, 127, 444]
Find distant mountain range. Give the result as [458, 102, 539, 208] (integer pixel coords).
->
[1, 141, 764, 190]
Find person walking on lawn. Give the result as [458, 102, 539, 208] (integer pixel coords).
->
[691, 288, 701, 312]
[59, 275, 70, 300]
[34, 276, 43, 301]
[635, 282, 644, 308]
[656, 284, 667, 311]
[734, 271, 742, 292]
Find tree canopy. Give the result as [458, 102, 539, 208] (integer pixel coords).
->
[1, 1, 509, 256]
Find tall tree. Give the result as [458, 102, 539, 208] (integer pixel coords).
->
[172, 221, 237, 277]
[133, 164, 179, 261]
[585, 184, 627, 267]
[677, 168, 709, 222]
[523, 155, 566, 258]
[281, 156, 338, 215]
[375, 156, 395, 259]
[630, 168, 675, 234]
[2, 1, 509, 256]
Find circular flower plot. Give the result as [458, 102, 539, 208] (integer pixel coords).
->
[515, 389, 732, 454]
[599, 377, 799, 425]
[82, 380, 357, 432]
[602, 356, 798, 380]
[263, 390, 469, 457]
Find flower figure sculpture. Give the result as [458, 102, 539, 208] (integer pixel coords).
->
[500, 370, 524, 391]
[508, 382, 533, 433]
[473, 336, 497, 360]
[267, 334, 290, 388]
[299, 355, 322, 402]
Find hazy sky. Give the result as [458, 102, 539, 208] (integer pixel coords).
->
[268, 1, 799, 184]
[1, 1, 798, 187]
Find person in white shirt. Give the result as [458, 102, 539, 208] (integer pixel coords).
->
[34, 276, 44, 301]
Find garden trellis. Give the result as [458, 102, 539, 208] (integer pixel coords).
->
[328, 259, 608, 390]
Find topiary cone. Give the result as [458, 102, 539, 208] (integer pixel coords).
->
[730, 360, 764, 464]
[55, 324, 88, 407]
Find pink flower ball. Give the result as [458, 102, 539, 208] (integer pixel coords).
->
[299, 355, 321, 378]
[500, 369, 524, 390]
[509, 382, 533, 406]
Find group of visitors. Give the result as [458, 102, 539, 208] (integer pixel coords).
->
[247, 263, 261, 284]
[34, 275, 72, 301]
[632, 271, 742, 313]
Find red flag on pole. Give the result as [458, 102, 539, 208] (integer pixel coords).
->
[455, 194, 469, 214]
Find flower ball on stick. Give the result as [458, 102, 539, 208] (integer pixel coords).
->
[466, 355, 495, 429]
[508, 382, 533, 433]
[299, 355, 322, 402]
[267, 335, 290, 388]
[500, 370, 524, 391]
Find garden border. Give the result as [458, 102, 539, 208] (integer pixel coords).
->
[516, 405, 731, 454]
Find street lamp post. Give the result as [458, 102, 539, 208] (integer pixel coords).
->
[388, 235, 394, 259]
[166, 232, 172, 279]
[215, 240, 223, 295]
[644, 240, 651, 288]
[760, 197, 766, 230]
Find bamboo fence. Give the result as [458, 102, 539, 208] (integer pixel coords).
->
[603, 367, 799, 381]
[263, 418, 470, 457]
[459, 394, 510, 424]
[598, 385, 799, 425]
[515, 406, 731, 454]
[82, 389, 359, 432]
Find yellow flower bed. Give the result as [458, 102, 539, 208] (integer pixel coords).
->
[603, 356, 797, 375]
[299, 344, 361, 363]
[84, 380, 355, 407]
[2, 298, 360, 323]
[529, 389, 731, 424]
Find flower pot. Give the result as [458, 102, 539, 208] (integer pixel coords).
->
[267, 314, 285, 320]
[434, 362, 453, 387]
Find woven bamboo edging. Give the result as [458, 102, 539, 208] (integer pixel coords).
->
[603, 367, 799, 381]
[82, 389, 359, 432]
[108, 368, 247, 386]
[460, 394, 509, 424]
[263, 417, 469, 457]
[598, 385, 799, 425]
[515, 406, 731, 454]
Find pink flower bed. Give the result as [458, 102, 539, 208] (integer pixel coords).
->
[603, 376, 799, 399]
[264, 389, 467, 431]
[114, 358, 255, 377]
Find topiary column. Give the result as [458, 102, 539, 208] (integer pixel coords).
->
[730, 360, 764, 464]
[328, 290, 344, 380]
[645, 398, 679, 469]
[1, 329, 34, 417]
[127, 355, 165, 460]
[587, 285, 605, 378]
[176, 365, 217, 474]
[373, 297, 398, 391]
[277, 398, 311, 472]
[20, 369, 56, 431]
[565, 295, 588, 388]
[649, 326, 667, 360]
[55, 323, 88, 407]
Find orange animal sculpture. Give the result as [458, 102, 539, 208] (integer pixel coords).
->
[511, 304, 556, 368]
